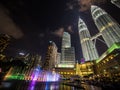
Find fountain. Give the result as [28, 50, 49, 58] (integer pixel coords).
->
[4, 65, 60, 82]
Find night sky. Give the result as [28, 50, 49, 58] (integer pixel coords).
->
[0, 0, 120, 61]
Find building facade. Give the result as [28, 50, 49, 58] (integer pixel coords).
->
[56, 52, 61, 65]
[61, 47, 75, 64]
[95, 43, 120, 77]
[61, 32, 71, 48]
[76, 61, 94, 77]
[91, 5, 120, 48]
[61, 32, 75, 65]
[55, 32, 76, 78]
[43, 41, 58, 70]
[0, 34, 11, 53]
[78, 18, 99, 61]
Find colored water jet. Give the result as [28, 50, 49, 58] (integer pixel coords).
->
[4, 65, 60, 82]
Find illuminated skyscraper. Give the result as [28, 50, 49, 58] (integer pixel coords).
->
[43, 41, 58, 70]
[111, 0, 120, 8]
[60, 32, 75, 67]
[56, 53, 61, 65]
[61, 32, 71, 48]
[78, 18, 99, 61]
[91, 5, 120, 47]
[61, 47, 75, 64]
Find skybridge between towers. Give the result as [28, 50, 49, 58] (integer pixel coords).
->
[90, 32, 106, 47]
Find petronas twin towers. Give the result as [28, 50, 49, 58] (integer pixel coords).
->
[78, 18, 99, 61]
[61, 5, 120, 63]
[78, 5, 120, 61]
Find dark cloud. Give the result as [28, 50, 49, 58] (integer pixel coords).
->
[78, 0, 92, 11]
[0, 5, 24, 39]
[52, 28, 64, 37]
[91, 0, 107, 4]
[67, 0, 107, 11]
[67, 26, 74, 33]
[38, 33, 45, 38]
[78, 0, 107, 11]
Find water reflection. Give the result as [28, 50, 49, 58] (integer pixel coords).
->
[1, 80, 103, 90]
[1, 81, 85, 90]
[81, 83, 102, 90]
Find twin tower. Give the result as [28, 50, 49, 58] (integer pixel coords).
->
[79, 5, 120, 61]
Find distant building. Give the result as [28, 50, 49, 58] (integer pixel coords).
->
[61, 47, 75, 64]
[111, 0, 120, 8]
[56, 52, 61, 65]
[61, 32, 71, 48]
[60, 32, 75, 67]
[78, 18, 99, 61]
[33, 54, 42, 67]
[43, 41, 58, 70]
[0, 34, 11, 61]
[0, 34, 11, 53]
[91, 5, 120, 48]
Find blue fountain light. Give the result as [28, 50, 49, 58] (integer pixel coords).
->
[30, 66, 60, 82]
[28, 66, 60, 90]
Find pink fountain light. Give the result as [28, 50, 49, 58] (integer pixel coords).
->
[4, 65, 60, 82]
[28, 66, 60, 82]
[28, 67, 60, 90]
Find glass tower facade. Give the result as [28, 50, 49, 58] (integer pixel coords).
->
[78, 18, 99, 61]
[91, 5, 120, 47]
[61, 47, 75, 64]
[61, 32, 75, 64]
[111, 0, 120, 8]
[62, 32, 71, 48]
